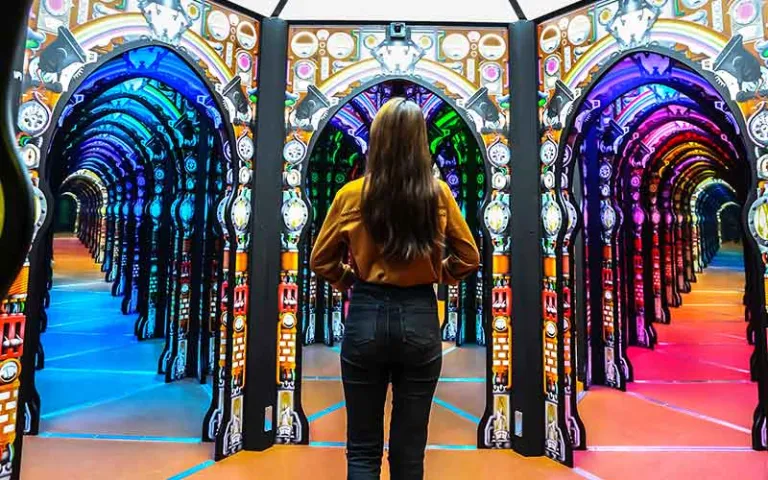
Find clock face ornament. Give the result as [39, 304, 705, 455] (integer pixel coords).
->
[748, 102, 768, 146]
[484, 201, 510, 235]
[283, 139, 307, 164]
[237, 135, 254, 160]
[283, 197, 309, 232]
[540, 139, 557, 166]
[488, 142, 510, 168]
[18, 99, 51, 137]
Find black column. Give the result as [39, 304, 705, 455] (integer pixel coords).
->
[509, 21, 545, 457]
[243, 18, 288, 452]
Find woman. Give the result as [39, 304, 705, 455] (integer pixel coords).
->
[310, 98, 480, 480]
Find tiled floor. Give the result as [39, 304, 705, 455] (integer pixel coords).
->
[20, 238, 768, 479]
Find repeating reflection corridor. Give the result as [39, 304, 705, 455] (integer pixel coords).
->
[36, 234, 210, 440]
[575, 244, 768, 479]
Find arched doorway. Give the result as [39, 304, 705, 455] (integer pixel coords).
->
[273, 24, 515, 449]
[291, 78, 493, 449]
[21, 42, 252, 465]
[542, 47, 765, 466]
[8, 3, 261, 473]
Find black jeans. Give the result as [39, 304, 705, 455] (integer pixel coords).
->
[341, 281, 442, 480]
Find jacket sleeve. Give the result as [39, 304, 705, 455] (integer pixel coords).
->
[310, 191, 356, 291]
[441, 184, 480, 285]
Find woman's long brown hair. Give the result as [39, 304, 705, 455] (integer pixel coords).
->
[362, 98, 441, 262]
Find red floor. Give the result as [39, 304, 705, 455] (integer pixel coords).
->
[19, 240, 768, 478]
[575, 244, 767, 478]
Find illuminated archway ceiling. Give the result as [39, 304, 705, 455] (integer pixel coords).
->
[231, 0, 580, 21]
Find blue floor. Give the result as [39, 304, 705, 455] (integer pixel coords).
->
[36, 237, 209, 441]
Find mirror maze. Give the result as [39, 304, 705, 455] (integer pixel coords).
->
[1, 0, 768, 477]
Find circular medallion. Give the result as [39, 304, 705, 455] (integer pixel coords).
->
[0, 360, 19, 384]
[543, 200, 562, 236]
[294, 60, 316, 80]
[478, 34, 506, 60]
[184, 157, 197, 173]
[18, 100, 50, 136]
[442, 33, 471, 60]
[150, 198, 162, 219]
[238, 135, 254, 160]
[544, 55, 560, 76]
[237, 22, 258, 49]
[632, 207, 645, 225]
[540, 25, 561, 54]
[567, 15, 592, 45]
[488, 142, 510, 168]
[364, 34, 379, 49]
[232, 193, 251, 233]
[217, 196, 228, 231]
[563, 146, 572, 166]
[597, 7, 614, 25]
[327, 32, 355, 59]
[601, 203, 616, 230]
[239, 167, 251, 184]
[484, 201, 510, 235]
[600, 184, 610, 197]
[493, 317, 507, 332]
[291, 32, 319, 58]
[545, 321, 556, 338]
[599, 163, 612, 179]
[285, 169, 302, 187]
[207, 11, 230, 41]
[283, 140, 307, 164]
[236, 51, 252, 72]
[20, 143, 40, 168]
[748, 104, 768, 146]
[481, 63, 502, 82]
[282, 197, 308, 232]
[542, 171, 556, 189]
[282, 313, 297, 329]
[565, 200, 578, 235]
[492, 172, 507, 190]
[732, 0, 759, 26]
[234, 316, 245, 332]
[186, 2, 201, 20]
[179, 198, 194, 225]
[154, 168, 165, 180]
[540, 139, 557, 166]
[417, 35, 434, 49]
[44, 0, 69, 16]
[758, 154, 768, 179]
[749, 196, 768, 245]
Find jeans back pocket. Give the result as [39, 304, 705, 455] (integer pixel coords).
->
[344, 303, 380, 346]
[401, 306, 440, 349]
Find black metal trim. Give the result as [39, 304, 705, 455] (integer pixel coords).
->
[272, 0, 290, 17]
[214, 0, 266, 19]
[281, 19, 511, 27]
[243, 17, 288, 452]
[508, 0, 527, 20]
[508, 20, 545, 457]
